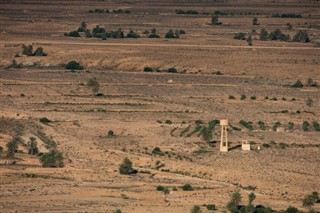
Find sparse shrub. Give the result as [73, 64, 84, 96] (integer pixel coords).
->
[167, 67, 177, 73]
[200, 126, 212, 142]
[262, 143, 270, 148]
[306, 98, 313, 107]
[279, 142, 288, 149]
[293, 30, 310, 43]
[149, 33, 160, 38]
[191, 205, 202, 213]
[40, 150, 64, 167]
[253, 17, 259, 25]
[182, 184, 194, 191]
[269, 29, 290, 41]
[9, 59, 22, 69]
[282, 97, 286, 101]
[179, 29, 186, 34]
[39, 117, 51, 124]
[229, 95, 236, 99]
[303, 121, 310, 131]
[119, 157, 134, 175]
[211, 15, 222, 25]
[272, 121, 281, 131]
[0, 146, 3, 153]
[313, 121, 320, 131]
[85, 29, 92, 38]
[287, 23, 293, 30]
[272, 97, 278, 101]
[302, 194, 315, 208]
[65, 60, 83, 70]
[27, 137, 38, 155]
[247, 34, 253, 46]
[233, 32, 246, 40]
[33, 47, 47, 56]
[292, 80, 303, 88]
[113, 209, 122, 213]
[156, 185, 168, 192]
[144, 67, 153, 72]
[250, 95, 256, 100]
[87, 77, 100, 93]
[260, 29, 269, 41]
[241, 95, 246, 100]
[143, 30, 149, 34]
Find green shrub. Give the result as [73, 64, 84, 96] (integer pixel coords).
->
[229, 95, 236, 100]
[292, 80, 303, 88]
[65, 60, 83, 70]
[293, 30, 310, 43]
[156, 185, 168, 192]
[77, 21, 87, 32]
[303, 121, 310, 131]
[233, 32, 246, 40]
[39, 117, 51, 124]
[272, 97, 278, 101]
[182, 184, 194, 191]
[262, 143, 270, 148]
[250, 95, 256, 100]
[165, 30, 179, 39]
[258, 120, 266, 130]
[113, 209, 122, 213]
[239, 120, 254, 130]
[152, 147, 164, 155]
[279, 142, 288, 149]
[285, 206, 299, 213]
[0, 146, 3, 153]
[306, 98, 313, 107]
[64, 31, 81, 37]
[149, 33, 160, 38]
[165, 120, 172, 124]
[6, 137, 20, 158]
[144, 67, 153, 72]
[107, 130, 114, 137]
[167, 67, 177, 73]
[241, 95, 246, 100]
[205, 204, 216, 210]
[119, 157, 134, 174]
[40, 150, 64, 167]
[27, 137, 38, 155]
[313, 121, 320, 131]
[288, 122, 294, 130]
[253, 17, 259, 25]
[272, 121, 281, 131]
[22, 44, 33, 56]
[127, 30, 140, 38]
[269, 29, 290, 41]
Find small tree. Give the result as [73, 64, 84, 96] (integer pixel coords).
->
[40, 150, 64, 167]
[227, 191, 242, 211]
[22, 44, 33, 56]
[27, 137, 39, 155]
[6, 137, 20, 158]
[77, 21, 87, 32]
[253, 17, 259, 25]
[87, 77, 100, 93]
[119, 157, 134, 175]
[260, 29, 269, 41]
[293, 30, 310, 43]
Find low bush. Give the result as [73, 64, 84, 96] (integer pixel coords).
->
[65, 60, 83, 70]
[107, 130, 114, 137]
[152, 147, 164, 155]
[64, 31, 81, 37]
[229, 95, 236, 100]
[241, 95, 246, 100]
[211, 15, 222, 25]
[191, 205, 202, 213]
[233, 32, 246, 40]
[182, 184, 194, 191]
[205, 204, 216, 210]
[143, 67, 153, 72]
[288, 122, 294, 130]
[39, 117, 51, 124]
[165, 120, 172, 124]
[156, 185, 169, 192]
[258, 120, 266, 130]
[165, 30, 179, 39]
[292, 80, 303, 88]
[250, 95, 256, 100]
[167, 67, 177, 73]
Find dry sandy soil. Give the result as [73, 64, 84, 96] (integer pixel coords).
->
[0, 0, 319, 212]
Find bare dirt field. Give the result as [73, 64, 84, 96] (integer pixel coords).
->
[0, 0, 319, 212]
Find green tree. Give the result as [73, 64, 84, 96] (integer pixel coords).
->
[27, 137, 39, 155]
[65, 60, 83, 70]
[40, 150, 64, 167]
[87, 77, 100, 93]
[119, 157, 134, 174]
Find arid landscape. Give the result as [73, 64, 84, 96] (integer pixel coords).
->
[0, 0, 319, 212]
